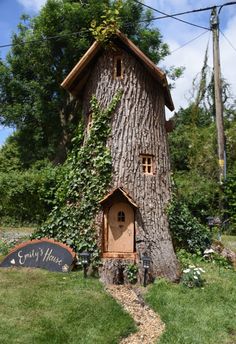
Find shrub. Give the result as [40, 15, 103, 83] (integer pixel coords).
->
[223, 174, 236, 234]
[168, 196, 212, 253]
[181, 265, 205, 288]
[176, 249, 203, 268]
[0, 239, 13, 256]
[174, 171, 220, 222]
[0, 163, 58, 226]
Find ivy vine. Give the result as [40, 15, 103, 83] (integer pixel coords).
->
[33, 91, 122, 266]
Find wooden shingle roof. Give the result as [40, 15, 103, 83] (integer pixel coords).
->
[61, 31, 174, 111]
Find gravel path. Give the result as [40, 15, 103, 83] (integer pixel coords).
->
[0, 231, 30, 244]
[106, 285, 165, 344]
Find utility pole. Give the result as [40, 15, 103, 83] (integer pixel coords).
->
[210, 7, 226, 184]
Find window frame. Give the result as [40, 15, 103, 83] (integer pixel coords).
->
[114, 55, 123, 79]
[140, 154, 154, 175]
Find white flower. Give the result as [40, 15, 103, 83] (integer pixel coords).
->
[204, 248, 215, 254]
[183, 269, 190, 273]
[198, 268, 205, 273]
[193, 276, 198, 280]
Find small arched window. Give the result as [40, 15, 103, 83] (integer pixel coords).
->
[117, 211, 125, 222]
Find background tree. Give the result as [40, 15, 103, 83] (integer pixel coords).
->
[168, 48, 236, 226]
[0, 0, 171, 167]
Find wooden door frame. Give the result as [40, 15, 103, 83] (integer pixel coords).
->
[102, 204, 136, 259]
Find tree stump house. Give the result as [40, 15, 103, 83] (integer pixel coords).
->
[61, 31, 179, 284]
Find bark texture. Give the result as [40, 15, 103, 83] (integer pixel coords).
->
[82, 46, 180, 283]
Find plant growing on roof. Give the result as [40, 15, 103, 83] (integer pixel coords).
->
[90, 0, 123, 44]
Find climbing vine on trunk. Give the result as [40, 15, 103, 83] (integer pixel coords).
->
[33, 91, 122, 265]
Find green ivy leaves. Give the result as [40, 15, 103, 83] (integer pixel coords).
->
[34, 91, 122, 266]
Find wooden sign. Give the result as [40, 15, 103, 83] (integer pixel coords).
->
[0, 239, 76, 272]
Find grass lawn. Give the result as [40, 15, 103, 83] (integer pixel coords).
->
[146, 263, 236, 344]
[222, 235, 236, 253]
[0, 268, 136, 344]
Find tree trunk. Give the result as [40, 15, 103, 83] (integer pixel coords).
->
[53, 95, 81, 164]
[81, 46, 180, 283]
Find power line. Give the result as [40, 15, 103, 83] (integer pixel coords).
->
[0, 29, 91, 49]
[134, 1, 236, 29]
[1, 2, 236, 50]
[170, 30, 209, 54]
[133, 0, 210, 30]
[0, 9, 209, 50]
[140, 2, 236, 22]
[220, 29, 236, 54]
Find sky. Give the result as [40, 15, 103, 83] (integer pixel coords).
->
[0, 0, 236, 145]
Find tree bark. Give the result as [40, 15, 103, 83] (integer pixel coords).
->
[82, 46, 180, 282]
[53, 94, 81, 164]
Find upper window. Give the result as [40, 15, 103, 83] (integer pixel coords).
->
[140, 155, 154, 175]
[117, 211, 125, 222]
[114, 56, 123, 79]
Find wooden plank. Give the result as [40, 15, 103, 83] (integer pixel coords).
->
[102, 252, 137, 259]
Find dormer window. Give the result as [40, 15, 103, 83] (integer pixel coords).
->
[140, 155, 154, 175]
[114, 55, 123, 79]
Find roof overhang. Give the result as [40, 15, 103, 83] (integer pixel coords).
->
[61, 31, 174, 111]
[99, 187, 138, 208]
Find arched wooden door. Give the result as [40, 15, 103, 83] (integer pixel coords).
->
[107, 202, 134, 253]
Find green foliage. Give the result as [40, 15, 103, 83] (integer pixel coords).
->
[0, 135, 23, 172]
[181, 266, 205, 288]
[169, 113, 218, 176]
[90, 0, 122, 44]
[174, 171, 220, 221]
[0, 0, 174, 166]
[168, 196, 212, 253]
[0, 163, 58, 226]
[168, 65, 236, 234]
[176, 249, 203, 268]
[0, 239, 13, 256]
[0, 237, 27, 257]
[177, 247, 232, 272]
[171, 104, 212, 129]
[210, 252, 233, 269]
[221, 234, 236, 253]
[225, 120, 236, 172]
[34, 92, 122, 265]
[125, 264, 138, 284]
[223, 174, 236, 234]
